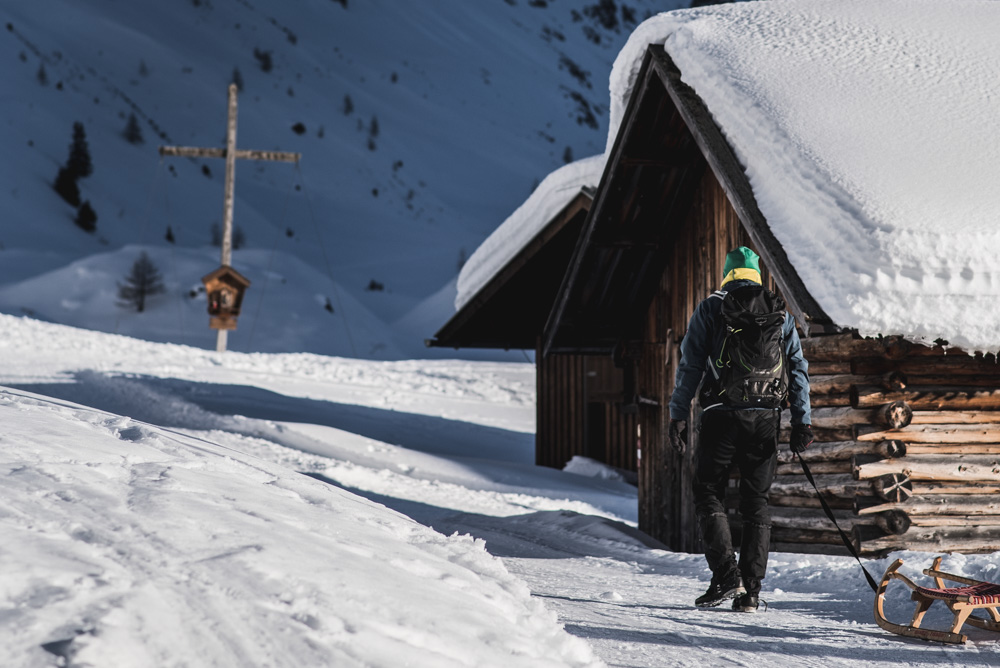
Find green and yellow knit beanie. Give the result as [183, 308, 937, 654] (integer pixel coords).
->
[721, 246, 762, 287]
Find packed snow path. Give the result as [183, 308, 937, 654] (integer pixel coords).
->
[433, 515, 1000, 667]
[2, 316, 999, 666]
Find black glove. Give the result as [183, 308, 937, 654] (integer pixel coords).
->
[790, 424, 814, 454]
[668, 419, 688, 454]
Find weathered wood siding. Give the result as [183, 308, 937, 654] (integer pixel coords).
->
[536, 348, 637, 471]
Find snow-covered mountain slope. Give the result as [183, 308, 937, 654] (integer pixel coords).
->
[0, 0, 685, 357]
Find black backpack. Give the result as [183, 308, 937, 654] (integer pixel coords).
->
[706, 284, 789, 409]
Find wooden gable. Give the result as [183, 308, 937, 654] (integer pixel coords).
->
[543, 46, 835, 358]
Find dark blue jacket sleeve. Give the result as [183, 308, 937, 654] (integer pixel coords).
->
[783, 314, 811, 426]
[668, 300, 716, 420]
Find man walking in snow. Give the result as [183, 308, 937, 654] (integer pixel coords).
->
[668, 247, 813, 613]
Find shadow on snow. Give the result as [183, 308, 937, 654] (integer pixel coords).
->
[9, 369, 533, 464]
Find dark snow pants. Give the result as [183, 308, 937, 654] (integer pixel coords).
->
[693, 408, 779, 595]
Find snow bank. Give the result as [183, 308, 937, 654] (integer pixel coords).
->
[563, 456, 627, 483]
[455, 156, 605, 311]
[0, 388, 601, 667]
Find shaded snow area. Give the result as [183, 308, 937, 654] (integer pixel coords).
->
[0, 245, 401, 359]
[616, 0, 1000, 353]
[3, 314, 1000, 666]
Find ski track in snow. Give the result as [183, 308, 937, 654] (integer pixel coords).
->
[1, 315, 1000, 666]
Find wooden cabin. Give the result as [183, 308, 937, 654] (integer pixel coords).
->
[431, 45, 1000, 556]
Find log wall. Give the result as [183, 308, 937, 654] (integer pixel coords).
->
[767, 333, 1000, 555]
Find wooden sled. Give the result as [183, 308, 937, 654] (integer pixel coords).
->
[874, 556, 1000, 644]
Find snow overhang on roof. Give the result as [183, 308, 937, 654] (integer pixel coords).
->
[611, 0, 1000, 353]
[457, 0, 1000, 353]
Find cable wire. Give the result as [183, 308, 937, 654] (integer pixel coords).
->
[295, 162, 357, 357]
[246, 177, 296, 349]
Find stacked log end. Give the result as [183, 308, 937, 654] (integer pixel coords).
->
[735, 333, 1000, 557]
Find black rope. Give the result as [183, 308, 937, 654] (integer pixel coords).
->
[162, 160, 187, 337]
[796, 453, 879, 592]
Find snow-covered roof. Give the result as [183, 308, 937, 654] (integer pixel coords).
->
[460, 0, 1000, 353]
[455, 155, 605, 311]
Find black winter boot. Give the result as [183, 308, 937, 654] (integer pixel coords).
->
[695, 568, 745, 607]
[732, 592, 759, 613]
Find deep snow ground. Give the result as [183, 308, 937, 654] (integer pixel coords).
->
[2, 314, 999, 667]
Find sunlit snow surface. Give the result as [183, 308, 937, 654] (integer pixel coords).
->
[2, 314, 999, 666]
[462, 0, 1000, 353]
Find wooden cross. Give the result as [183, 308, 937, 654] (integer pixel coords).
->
[159, 83, 300, 352]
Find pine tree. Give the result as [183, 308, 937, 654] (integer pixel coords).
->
[67, 122, 93, 179]
[122, 112, 144, 144]
[75, 200, 97, 232]
[232, 66, 244, 91]
[165, 226, 175, 243]
[117, 252, 165, 313]
[36, 63, 48, 86]
[253, 48, 273, 73]
[54, 167, 81, 207]
[367, 115, 379, 151]
[53, 122, 93, 206]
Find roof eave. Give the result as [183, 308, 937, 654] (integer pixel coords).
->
[428, 189, 594, 350]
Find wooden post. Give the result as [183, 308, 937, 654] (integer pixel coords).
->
[218, 84, 238, 352]
[222, 85, 238, 265]
[159, 84, 300, 352]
